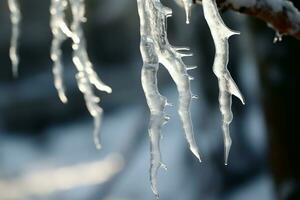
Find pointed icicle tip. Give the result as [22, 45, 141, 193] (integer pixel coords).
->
[165, 101, 173, 107]
[151, 183, 160, 200]
[186, 65, 197, 71]
[191, 148, 202, 162]
[182, 0, 193, 24]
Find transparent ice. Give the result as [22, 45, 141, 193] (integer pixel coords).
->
[50, 0, 112, 149]
[181, 0, 193, 24]
[8, 0, 21, 77]
[50, 0, 69, 103]
[202, 0, 245, 165]
[137, 0, 201, 197]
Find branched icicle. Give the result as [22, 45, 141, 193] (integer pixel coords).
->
[137, 0, 201, 197]
[202, 0, 245, 165]
[70, 0, 112, 149]
[50, 0, 112, 149]
[50, 0, 70, 103]
[175, 0, 193, 24]
[8, 0, 21, 77]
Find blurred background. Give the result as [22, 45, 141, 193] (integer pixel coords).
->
[0, 0, 299, 199]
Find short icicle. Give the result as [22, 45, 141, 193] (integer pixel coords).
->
[69, 0, 112, 149]
[202, 0, 245, 165]
[49, 0, 112, 149]
[50, 0, 70, 103]
[137, 0, 201, 197]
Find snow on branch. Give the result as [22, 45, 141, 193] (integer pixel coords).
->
[194, 0, 300, 40]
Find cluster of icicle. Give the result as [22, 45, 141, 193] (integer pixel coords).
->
[50, 0, 112, 149]
[8, 0, 20, 77]
[137, 0, 244, 197]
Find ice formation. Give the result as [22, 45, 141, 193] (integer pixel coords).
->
[137, 0, 201, 197]
[202, 0, 245, 165]
[50, 0, 112, 149]
[182, 0, 193, 24]
[174, 0, 193, 24]
[50, 0, 69, 103]
[8, 0, 21, 77]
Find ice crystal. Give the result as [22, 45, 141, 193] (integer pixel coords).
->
[50, 0, 112, 149]
[8, 0, 21, 77]
[137, 0, 201, 197]
[202, 0, 245, 165]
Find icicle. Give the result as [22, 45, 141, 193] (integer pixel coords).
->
[273, 31, 283, 43]
[8, 0, 21, 77]
[69, 0, 112, 149]
[137, 0, 201, 197]
[202, 0, 245, 165]
[181, 0, 193, 24]
[49, 0, 111, 148]
[50, 0, 70, 103]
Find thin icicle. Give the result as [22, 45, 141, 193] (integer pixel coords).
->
[202, 0, 245, 165]
[8, 0, 21, 77]
[49, 0, 111, 148]
[69, 0, 112, 149]
[174, 0, 193, 24]
[182, 0, 193, 24]
[50, 0, 70, 103]
[137, 0, 201, 197]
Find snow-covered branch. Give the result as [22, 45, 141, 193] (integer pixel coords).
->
[195, 0, 300, 40]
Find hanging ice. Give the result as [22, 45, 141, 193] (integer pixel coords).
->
[202, 0, 245, 165]
[182, 0, 193, 24]
[174, 0, 193, 24]
[50, 0, 112, 149]
[137, 0, 201, 197]
[8, 0, 21, 77]
[50, 0, 70, 103]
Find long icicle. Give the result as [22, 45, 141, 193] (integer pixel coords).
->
[137, 0, 201, 197]
[8, 0, 21, 77]
[69, 0, 112, 149]
[202, 0, 245, 165]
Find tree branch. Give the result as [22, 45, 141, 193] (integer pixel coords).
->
[194, 0, 300, 40]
